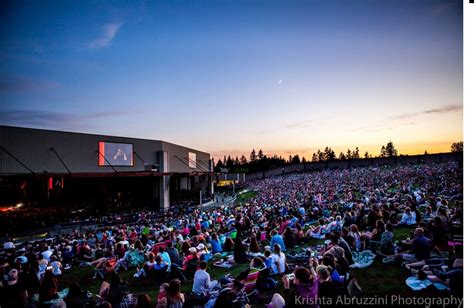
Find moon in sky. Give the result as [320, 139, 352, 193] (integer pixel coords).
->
[278, 79, 282, 84]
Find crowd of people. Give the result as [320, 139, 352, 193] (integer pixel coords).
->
[0, 161, 463, 307]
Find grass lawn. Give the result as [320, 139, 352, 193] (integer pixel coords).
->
[57, 226, 434, 306]
[236, 191, 258, 204]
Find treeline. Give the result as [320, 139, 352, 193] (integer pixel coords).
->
[214, 141, 463, 173]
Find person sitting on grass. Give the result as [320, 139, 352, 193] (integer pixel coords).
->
[348, 224, 364, 252]
[192, 261, 218, 296]
[270, 230, 286, 252]
[209, 233, 223, 254]
[99, 272, 127, 308]
[156, 282, 168, 308]
[280, 257, 319, 308]
[134, 252, 156, 278]
[166, 279, 185, 308]
[378, 228, 443, 265]
[271, 244, 286, 275]
[397, 207, 417, 226]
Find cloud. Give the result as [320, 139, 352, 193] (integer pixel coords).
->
[0, 76, 59, 93]
[87, 23, 123, 49]
[389, 104, 462, 121]
[0, 109, 133, 130]
[285, 120, 312, 129]
[351, 104, 462, 134]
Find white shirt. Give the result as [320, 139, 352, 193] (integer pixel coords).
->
[271, 253, 286, 274]
[401, 212, 416, 225]
[42, 250, 53, 262]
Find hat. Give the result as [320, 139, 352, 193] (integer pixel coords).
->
[189, 247, 197, 254]
[197, 243, 205, 250]
[3, 242, 15, 250]
[15, 256, 28, 264]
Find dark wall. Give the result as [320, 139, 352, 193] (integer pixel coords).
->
[0, 126, 210, 174]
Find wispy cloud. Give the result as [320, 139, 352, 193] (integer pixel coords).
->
[87, 23, 123, 49]
[0, 109, 134, 130]
[0, 76, 59, 93]
[389, 104, 462, 121]
[351, 104, 462, 134]
[284, 120, 314, 129]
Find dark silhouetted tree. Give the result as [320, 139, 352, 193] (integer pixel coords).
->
[312, 153, 318, 162]
[291, 154, 301, 164]
[385, 141, 397, 157]
[339, 152, 346, 160]
[353, 147, 360, 159]
[451, 141, 463, 153]
[240, 155, 247, 164]
[346, 149, 352, 160]
[380, 146, 386, 157]
[257, 149, 264, 160]
[317, 149, 325, 161]
[302, 157, 307, 163]
[250, 149, 257, 162]
[324, 147, 336, 161]
[364, 151, 369, 159]
[215, 159, 223, 171]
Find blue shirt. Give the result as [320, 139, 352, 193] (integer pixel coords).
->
[264, 257, 273, 269]
[270, 234, 286, 251]
[160, 252, 171, 265]
[210, 239, 222, 253]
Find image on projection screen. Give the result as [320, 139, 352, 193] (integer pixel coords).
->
[99, 142, 134, 166]
[189, 152, 197, 168]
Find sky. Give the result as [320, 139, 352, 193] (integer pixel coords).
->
[0, 0, 463, 160]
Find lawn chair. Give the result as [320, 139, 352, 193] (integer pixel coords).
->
[95, 256, 118, 280]
[242, 268, 260, 293]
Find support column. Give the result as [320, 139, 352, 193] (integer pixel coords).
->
[158, 150, 170, 212]
[159, 176, 170, 211]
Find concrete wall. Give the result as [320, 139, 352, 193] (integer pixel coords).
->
[0, 126, 210, 174]
[245, 152, 463, 181]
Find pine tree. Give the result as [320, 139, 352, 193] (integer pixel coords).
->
[354, 147, 360, 159]
[380, 146, 386, 157]
[317, 149, 325, 161]
[240, 155, 247, 164]
[257, 149, 264, 160]
[312, 152, 318, 162]
[339, 152, 346, 160]
[451, 142, 463, 153]
[292, 154, 301, 164]
[385, 141, 398, 157]
[324, 147, 336, 161]
[250, 149, 257, 162]
[364, 151, 369, 159]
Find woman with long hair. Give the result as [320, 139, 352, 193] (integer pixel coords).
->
[233, 238, 248, 264]
[166, 279, 185, 308]
[39, 270, 59, 304]
[249, 236, 261, 257]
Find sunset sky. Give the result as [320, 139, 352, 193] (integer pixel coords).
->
[0, 0, 463, 160]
